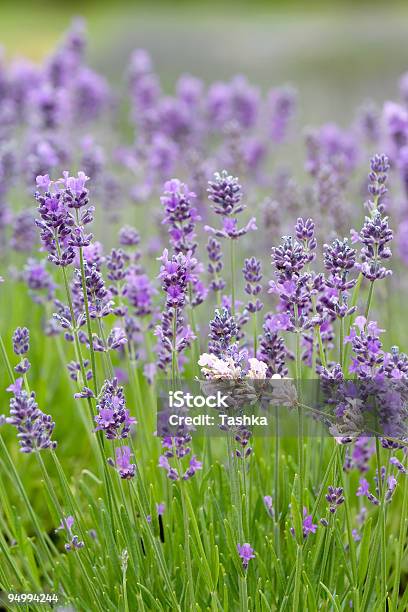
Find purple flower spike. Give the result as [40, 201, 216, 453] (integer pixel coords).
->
[158, 249, 191, 309]
[56, 516, 84, 552]
[24, 259, 55, 304]
[35, 171, 95, 267]
[206, 171, 256, 241]
[385, 475, 398, 502]
[161, 178, 199, 255]
[207, 237, 225, 292]
[125, 271, 156, 317]
[6, 378, 24, 395]
[325, 486, 345, 513]
[183, 455, 203, 480]
[207, 170, 243, 216]
[324, 238, 356, 275]
[295, 217, 317, 262]
[158, 455, 179, 481]
[6, 381, 57, 454]
[156, 502, 165, 516]
[15, 358, 31, 375]
[356, 478, 370, 497]
[115, 446, 136, 480]
[302, 508, 317, 537]
[205, 216, 257, 240]
[237, 543, 255, 569]
[367, 154, 390, 214]
[268, 85, 297, 143]
[119, 226, 140, 247]
[12, 327, 30, 355]
[390, 456, 407, 474]
[348, 320, 385, 378]
[258, 313, 288, 377]
[10, 210, 37, 253]
[263, 495, 274, 517]
[106, 248, 128, 282]
[243, 256, 263, 313]
[156, 249, 196, 370]
[352, 155, 393, 282]
[357, 212, 393, 281]
[94, 378, 136, 440]
[56, 516, 75, 533]
[208, 308, 238, 358]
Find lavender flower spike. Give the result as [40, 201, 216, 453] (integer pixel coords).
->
[115, 446, 136, 480]
[160, 178, 199, 255]
[205, 171, 256, 240]
[12, 327, 30, 355]
[237, 543, 255, 569]
[367, 154, 390, 214]
[6, 378, 57, 453]
[207, 170, 244, 216]
[56, 516, 85, 552]
[325, 486, 345, 513]
[208, 308, 238, 358]
[243, 257, 263, 313]
[94, 378, 136, 439]
[302, 508, 317, 537]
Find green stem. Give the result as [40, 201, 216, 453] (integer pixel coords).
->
[230, 239, 236, 317]
[297, 406, 304, 513]
[375, 438, 387, 607]
[336, 448, 359, 612]
[0, 332, 14, 383]
[56, 244, 111, 492]
[180, 483, 195, 607]
[239, 574, 249, 612]
[281, 443, 338, 606]
[56, 245, 93, 412]
[188, 282, 200, 375]
[361, 457, 390, 610]
[292, 544, 303, 611]
[79, 247, 98, 395]
[0, 345, 59, 574]
[122, 559, 129, 612]
[392, 458, 408, 608]
[171, 308, 178, 391]
[311, 293, 326, 369]
[316, 514, 333, 601]
[294, 305, 304, 512]
[342, 271, 363, 371]
[0, 436, 56, 577]
[227, 433, 244, 541]
[216, 289, 221, 307]
[253, 310, 258, 357]
[364, 280, 375, 321]
[311, 325, 317, 377]
[36, 453, 103, 610]
[274, 407, 280, 555]
[131, 477, 180, 611]
[96, 317, 114, 378]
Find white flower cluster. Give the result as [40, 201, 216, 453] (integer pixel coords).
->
[198, 353, 269, 380]
[198, 353, 243, 379]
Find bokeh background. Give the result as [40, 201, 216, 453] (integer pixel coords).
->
[2, 0, 408, 349]
[2, 1, 408, 125]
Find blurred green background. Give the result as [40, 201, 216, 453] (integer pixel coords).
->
[2, 1, 408, 125]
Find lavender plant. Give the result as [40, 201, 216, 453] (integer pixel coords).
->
[2, 20, 408, 612]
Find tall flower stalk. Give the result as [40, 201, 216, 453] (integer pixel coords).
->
[206, 170, 256, 317]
